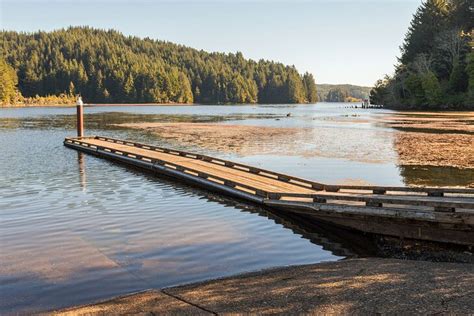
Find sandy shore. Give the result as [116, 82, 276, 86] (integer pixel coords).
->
[52, 258, 474, 315]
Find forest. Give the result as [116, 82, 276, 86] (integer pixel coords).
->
[317, 84, 371, 102]
[370, 0, 473, 109]
[0, 27, 317, 105]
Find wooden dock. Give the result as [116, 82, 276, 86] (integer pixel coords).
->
[64, 136, 474, 246]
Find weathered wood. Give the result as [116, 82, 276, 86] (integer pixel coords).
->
[93, 136, 326, 191]
[273, 192, 474, 211]
[76, 104, 84, 137]
[64, 136, 474, 246]
[264, 200, 474, 226]
[326, 184, 473, 196]
[264, 200, 474, 245]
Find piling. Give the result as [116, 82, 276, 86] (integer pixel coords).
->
[76, 98, 84, 137]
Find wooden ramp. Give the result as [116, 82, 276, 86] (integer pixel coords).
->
[64, 136, 474, 246]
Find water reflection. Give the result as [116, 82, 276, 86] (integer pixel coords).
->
[211, 197, 377, 258]
[138, 171, 376, 259]
[77, 152, 87, 190]
[399, 165, 474, 188]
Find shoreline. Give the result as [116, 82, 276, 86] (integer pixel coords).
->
[2, 102, 474, 111]
[0, 102, 194, 109]
[52, 258, 474, 315]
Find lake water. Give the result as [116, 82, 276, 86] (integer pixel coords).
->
[0, 103, 471, 314]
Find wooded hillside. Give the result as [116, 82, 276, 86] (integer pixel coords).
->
[0, 27, 318, 105]
[370, 0, 473, 109]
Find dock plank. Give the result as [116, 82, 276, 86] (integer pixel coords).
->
[84, 138, 316, 194]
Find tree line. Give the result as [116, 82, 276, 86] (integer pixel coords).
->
[317, 84, 371, 102]
[0, 27, 318, 105]
[370, 0, 473, 109]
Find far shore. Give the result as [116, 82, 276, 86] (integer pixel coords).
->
[0, 102, 196, 108]
[3, 102, 474, 111]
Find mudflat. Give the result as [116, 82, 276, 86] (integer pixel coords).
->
[116, 122, 305, 156]
[395, 132, 473, 169]
[115, 122, 395, 163]
[381, 112, 474, 169]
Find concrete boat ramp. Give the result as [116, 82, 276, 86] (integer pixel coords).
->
[52, 258, 474, 315]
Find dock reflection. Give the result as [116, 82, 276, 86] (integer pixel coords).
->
[77, 152, 87, 190]
[199, 192, 378, 258]
[130, 167, 378, 258]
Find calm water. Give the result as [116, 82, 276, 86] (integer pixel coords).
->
[0, 103, 471, 314]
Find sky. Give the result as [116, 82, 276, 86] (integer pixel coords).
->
[0, 0, 421, 86]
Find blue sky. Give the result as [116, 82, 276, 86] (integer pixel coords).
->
[0, 0, 421, 86]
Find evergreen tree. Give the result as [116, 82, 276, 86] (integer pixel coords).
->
[400, 0, 449, 65]
[405, 73, 426, 106]
[466, 52, 474, 105]
[421, 71, 443, 107]
[369, 79, 387, 105]
[448, 0, 474, 30]
[68, 81, 75, 96]
[302, 72, 318, 103]
[0, 58, 18, 104]
[287, 71, 306, 103]
[448, 58, 468, 93]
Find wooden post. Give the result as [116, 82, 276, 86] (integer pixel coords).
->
[76, 98, 84, 137]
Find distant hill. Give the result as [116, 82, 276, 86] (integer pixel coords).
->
[0, 27, 317, 105]
[317, 84, 372, 102]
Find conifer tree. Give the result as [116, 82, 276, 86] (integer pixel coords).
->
[0, 58, 19, 104]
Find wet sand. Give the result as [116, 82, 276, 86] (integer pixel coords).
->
[53, 258, 474, 315]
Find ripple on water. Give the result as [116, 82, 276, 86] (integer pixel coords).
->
[0, 127, 344, 314]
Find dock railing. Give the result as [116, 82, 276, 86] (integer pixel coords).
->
[65, 135, 474, 214]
